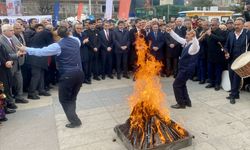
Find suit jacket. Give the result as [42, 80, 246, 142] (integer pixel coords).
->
[147, 31, 165, 60]
[224, 29, 250, 62]
[73, 31, 89, 62]
[23, 27, 36, 47]
[0, 44, 12, 93]
[129, 28, 147, 46]
[26, 29, 53, 69]
[165, 32, 179, 58]
[205, 28, 227, 63]
[99, 29, 113, 52]
[85, 29, 101, 52]
[174, 26, 187, 38]
[112, 29, 130, 53]
[0, 35, 24, 74]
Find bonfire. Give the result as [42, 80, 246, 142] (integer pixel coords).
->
[114, 34, 193, 150]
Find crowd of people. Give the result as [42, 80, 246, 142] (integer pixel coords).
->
[0, 15, 250, 123]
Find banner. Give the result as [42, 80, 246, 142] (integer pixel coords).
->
[118, 0, 131, 19]
[53, 0, 60, 26]
[6, 0, 22, 16]
[77, 3, 83, 21]
[105, 0, 113, 19]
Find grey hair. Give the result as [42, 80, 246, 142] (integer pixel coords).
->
[236, 17, 245, 23]
[1, 24, 13, 32]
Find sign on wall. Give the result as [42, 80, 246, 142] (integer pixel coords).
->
[6, 0, 22, 16]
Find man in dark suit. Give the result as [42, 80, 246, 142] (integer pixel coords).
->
[24, 18, 37, 47]
[99, 21, 114, 80]
[73, 22, 91, 84]
[26, 24, 52, 99]
[0, 24, 26, 109]
[112, 20, 130, 79]
[147, 22, 165, 62]
[174, 18, 187, 77]
[165, 22, 179, 77]
[205, 18, 227, 91]
[224, 17, 250, 104]
[0, 44, 16, 114]
[85, 20, 101, 81]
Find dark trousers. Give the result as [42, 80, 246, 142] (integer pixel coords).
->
[207, 62, 223, 86]
[173, 69, 192, 105]
[21, 63, 31, 92]
[197, 58, 207, 81]
[29, 66, 45, 95]
[90, 51, 99, 78]
[229, 63, 241, 97]
[115, 52, 128, 76]
[166, 57, 178, 76]
[101, 50, 113, 76]
[58, 70, 84, 124]
[12, 70, 23, 99]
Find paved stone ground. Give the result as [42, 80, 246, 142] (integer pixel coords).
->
[1, 77, 250, 150]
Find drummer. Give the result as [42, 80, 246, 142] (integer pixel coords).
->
[224, 17, 250, 104]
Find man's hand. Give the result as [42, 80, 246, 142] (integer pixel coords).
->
[153, 47, 159, 51]
[16, 44, 26, 53]
[83, 38, 89, 44]
[225, 52, 230, 59]
[93, 48, 98, 52]
[169, 44, 175, 48]
[166, 27, 172, 33]
[5, 61, 13, 68]
[107, 47, 112, 52]
[206, 29, 212, 36]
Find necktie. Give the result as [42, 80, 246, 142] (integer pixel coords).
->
[106, 30, 109, 40]
[10, 39, 16, 51]
[154, 32, 157, 39]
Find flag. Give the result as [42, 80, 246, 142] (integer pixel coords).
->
[53, 0, 60, 27]
[105, 0, 113, 19]
[6, 0, 22, 16]
[77, 3, 83, 21]
[118, 0, 131, 20]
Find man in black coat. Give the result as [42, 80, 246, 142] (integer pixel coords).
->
[73, 22, 91, 84]
[0, 45, 16, 114]
[23, 18, 38, 47]
[112, 21, 130, 79]
[99, 21, 114, 80]
[85, 20, 101, 81]
[205, 18, 227, 91]
[26, 24, 52, 99]
[165, 22, 179, 77]
[224, 18, 250, 104]
[147, 22, 165, 62]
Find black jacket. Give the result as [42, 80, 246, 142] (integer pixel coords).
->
[85, 29, 101, 52]
[73, 31, 90, 62]
[23, 27, 36, 47]
[26, 29, 53, 69]
[99, 29, 113, 52]
[112, 29, 130, 53]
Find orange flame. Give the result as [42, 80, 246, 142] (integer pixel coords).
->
[128, 34, 186, 145]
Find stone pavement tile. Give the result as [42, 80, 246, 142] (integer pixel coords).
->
[182, 142, 217, 150]
[214, 101, 250, 114]
[63, 139, 126, 150]
[212, 130, 250, 150]
[59, 127, 117, 150]
[228, 108, 250, 121]
[0, 106, 59, 150]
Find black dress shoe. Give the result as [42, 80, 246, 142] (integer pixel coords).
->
[93, 76, 101, 81]
[205, 84, 215, 88]
[28, 95, 40, 100]
[123, 74, 130, 79]
[39, 91, 51, 96]
[214, 85, 220, 91]
[226, 95, 240, 100]
[7, 103, 18, 109]
[230, 98, 236, 104]
[65, 122, 82, 128]
[199, 80, 205, 84]
[101, 76, 105, 80]
[192, 77, 199, 81]
[171, 104, 186, 109]
[0, 117, 8, 122]
[83, 80, 91, 84]
[185, 102, 192, 107]
[15, 98, 29, 104]
[108, 75, 114, 79]
[5, 108, 16, 114]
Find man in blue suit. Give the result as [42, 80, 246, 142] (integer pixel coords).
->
[224, 17, 250, 104]
[99, 21, 114, 80]
[147, 22, 165, 62]
[112, 21, 130, 80]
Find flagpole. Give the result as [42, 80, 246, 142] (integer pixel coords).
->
[89, 0, 92, 15]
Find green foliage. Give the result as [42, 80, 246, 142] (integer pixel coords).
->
[190, 0, 214, 7]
